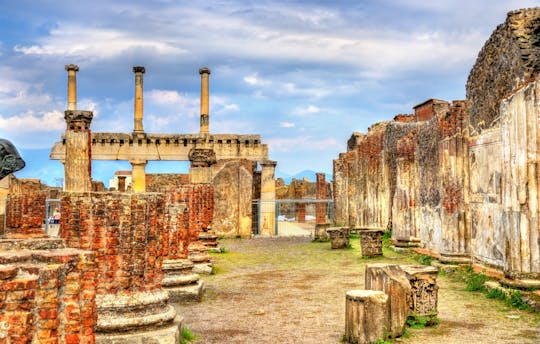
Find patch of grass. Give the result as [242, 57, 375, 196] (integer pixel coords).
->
[406, 313, 440, 328]
[179, 326, 196, 344]
[375, 338, 392, 344]
[486, 287, 507, 301]
[219, 246, 227, 253]
[508, 291, 532, 311]
[463, 267, 487, 292]
[382, 230, 392, 248]
[415, 254, 433, 266]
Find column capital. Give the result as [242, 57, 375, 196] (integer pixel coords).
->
[129, 159, 148, 165]
[199, 67, 211, 75]
[64, 110, 93, 132]
[260, 160, 277, 168]
[133, 66, 146, 74]
[188, 148, 216, 167]
[65, 64, 79, 72]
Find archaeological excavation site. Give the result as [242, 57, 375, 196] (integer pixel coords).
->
[2, 7, 540, 344]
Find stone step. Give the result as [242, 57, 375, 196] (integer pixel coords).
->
[166, 280, 205, 302]
[0, 238, 65, 251]
[163, 273, 200, 287]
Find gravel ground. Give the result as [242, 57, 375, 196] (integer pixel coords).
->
[174, 236, 540, 344]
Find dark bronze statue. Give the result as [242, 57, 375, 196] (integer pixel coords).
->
[0, 139, 25, 180]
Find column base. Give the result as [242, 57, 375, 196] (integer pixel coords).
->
[96, 315, 183, 344]
[439, 252, 471, 264]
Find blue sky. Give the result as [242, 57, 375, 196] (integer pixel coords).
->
[1, 0, 538, 186]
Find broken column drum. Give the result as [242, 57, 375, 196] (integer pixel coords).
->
[345, 290, 389, 344]
[365, 264, 411, 338]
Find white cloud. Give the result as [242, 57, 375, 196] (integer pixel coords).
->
[0, 111, 65, 133]
[14, 25, 185, 61]
[147, 89, 197, 108]
[266, 136, 340, 153]
[243, 74, 271, 86]
[294, 105, 320, 116]
[279, 121, 295, 128]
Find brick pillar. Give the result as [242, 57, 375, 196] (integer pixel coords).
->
[64, 110, 93, 192]
[315, 172, 327, 224]
[260, 160, 277, 236]
[61, 192, 182, 342]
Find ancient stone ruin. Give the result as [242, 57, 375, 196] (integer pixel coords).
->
[334, 8, 540, 288]
[50, 66, 277, 239]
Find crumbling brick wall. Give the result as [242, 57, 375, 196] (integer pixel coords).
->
[61, 192, 166, 294]
[0, 246, 96, 343]
[5, 191, 47, 237]
[146, 174, 190, 192]
[466, 8, 540, 134]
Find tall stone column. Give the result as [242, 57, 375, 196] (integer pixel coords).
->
[199, 67, 211, 134]
[133, 66, 145, 134]
[64, 110, 93, 192]
[260, 160, 277, 236]
[65, 64, 79, 111]
[130, 159, 147, 193]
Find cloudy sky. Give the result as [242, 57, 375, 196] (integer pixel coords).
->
[1, 0, 538, 186]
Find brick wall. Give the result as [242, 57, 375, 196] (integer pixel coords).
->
[5, 191, 47, 237]
[60, 192, 166, 295]
[0, 247, 96, 343]
[162, 184, 214, 260]
[146, 174, 190, 192]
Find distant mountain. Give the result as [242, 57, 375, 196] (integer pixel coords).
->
[275, 169, 332, 184]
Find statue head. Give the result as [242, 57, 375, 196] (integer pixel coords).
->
[0, 139, 25, 180]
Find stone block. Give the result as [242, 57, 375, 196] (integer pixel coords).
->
[401, 265, 439, 318]
[313, 223, 331, 241]
[345, 290, 388, 344]
[365, 264, 411, 338]
[359, 229, 384, 257]
[327, 227, 349, 249]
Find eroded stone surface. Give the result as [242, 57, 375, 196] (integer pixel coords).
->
[345, 290, 388, 344]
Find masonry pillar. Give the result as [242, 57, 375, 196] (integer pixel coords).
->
[315, 172, 328, 224]
[188, 148, 216, 184]
[65, 64, 79, 110]
[64, 110, 93, 192]
[130, 159, 147, 193]
[199, 67, 211, 134]
[133, 66, 145, 133]
[260, 160, 277, 236]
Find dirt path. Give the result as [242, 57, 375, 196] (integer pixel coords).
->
[175, 237, 540, 343]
